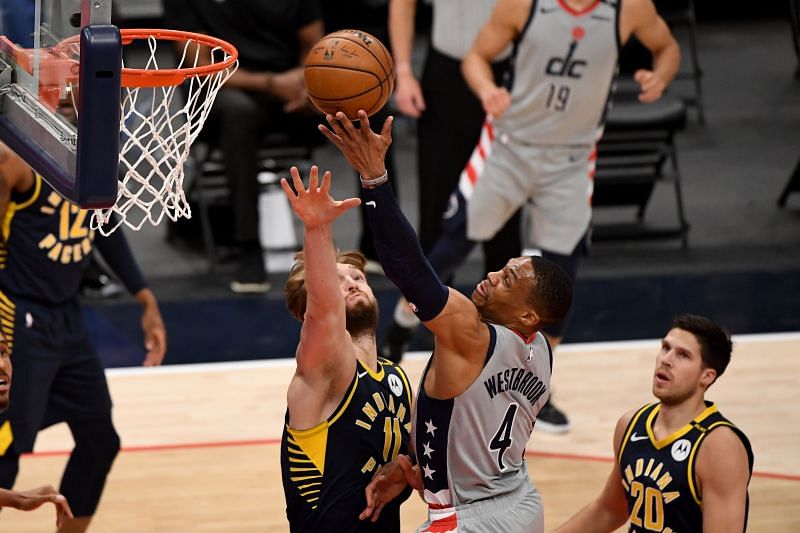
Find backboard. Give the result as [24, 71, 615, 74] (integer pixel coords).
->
[0, 0, 121, 208]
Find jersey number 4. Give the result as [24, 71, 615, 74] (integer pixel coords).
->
[489, 403, 518, 471]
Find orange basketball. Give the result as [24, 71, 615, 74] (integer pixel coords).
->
[304, 30, 394, 120]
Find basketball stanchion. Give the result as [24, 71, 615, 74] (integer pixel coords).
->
[84, 29, 238, 235]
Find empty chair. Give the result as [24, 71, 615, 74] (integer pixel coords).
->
[591, 84, 690, 248]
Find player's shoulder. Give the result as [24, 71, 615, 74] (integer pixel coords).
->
[699, 424, 749, 454]
[694, 424, 752, 484]
[494, 0, 534, 26]
[620, 0, 658, 23]
[615, 407, 641, 439]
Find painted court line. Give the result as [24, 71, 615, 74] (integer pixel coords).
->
[25, 438, 800, 482]
[105, 330, 800, 377]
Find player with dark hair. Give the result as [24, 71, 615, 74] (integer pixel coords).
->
[321, 111, 573, 532]
[384, 0, 682, 433]
[279, 166, 413, 532]
[554, 314, 753, 532]
[0, 331, 73, 527]
[0, 142, 167, 533]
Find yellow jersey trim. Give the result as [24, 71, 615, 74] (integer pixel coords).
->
[358, 358, 385, 381]
[329, 369, 360, 425]
[647, 402, 718, 450]
[618, 403, 653, 464]
[2, 173, 42, 242]
[285, 424, 328, 475]
[687, 419, 736, 506]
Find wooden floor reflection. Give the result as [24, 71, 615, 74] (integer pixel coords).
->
[3, 333, 798, 532]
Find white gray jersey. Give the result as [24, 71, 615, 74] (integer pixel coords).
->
[496, 0, 621, 146]
[413, 324, 552, 507]
[431, 0, 511, 61]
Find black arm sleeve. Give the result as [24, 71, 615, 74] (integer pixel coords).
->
[362, 181, 448, 322]
[93, 222, 147, 296]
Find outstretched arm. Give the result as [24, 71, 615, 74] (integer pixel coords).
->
[280, 166, 361, 427]
[320, 112, 491, 366]
[0, 486, 73, 528]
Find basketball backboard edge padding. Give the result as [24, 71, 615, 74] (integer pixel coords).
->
[0, 25, 121, 208]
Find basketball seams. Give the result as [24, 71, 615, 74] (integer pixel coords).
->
[304, 30, 393, 118]
[326, 32, 392, 81]
[305, 65, 383, 99]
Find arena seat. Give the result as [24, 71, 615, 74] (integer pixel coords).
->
[176, 133, 313, 273]
[591, 82, 690, 248]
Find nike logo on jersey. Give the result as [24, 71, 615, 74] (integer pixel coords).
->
[357, 370, 369, 378]
[630, 432, 649, 442]
[590, 14, 611, 21]
[540, 6, 560, 14]
[366, 201, 377, 208]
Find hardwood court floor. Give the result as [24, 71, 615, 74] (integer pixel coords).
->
[2, 334, 798, 532]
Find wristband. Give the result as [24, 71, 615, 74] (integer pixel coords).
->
[359, 170, 389, 189]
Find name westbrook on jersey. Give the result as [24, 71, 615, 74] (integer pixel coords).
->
[483, 367, 548, 406]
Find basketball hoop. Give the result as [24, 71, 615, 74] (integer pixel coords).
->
[88, 29, 239, 234]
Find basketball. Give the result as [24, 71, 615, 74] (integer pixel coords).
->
[304, 30, 394, 120]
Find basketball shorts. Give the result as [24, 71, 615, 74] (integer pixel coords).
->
[0, 293, 112, 455]
[416, 481, 544, 533]
[465, 136, 593, 256]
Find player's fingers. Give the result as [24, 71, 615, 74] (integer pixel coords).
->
[398, 101, 420, 118]
[638, 91, 658, 103]
[289, 166, 306, 194]
[318, 124, 343, 145]
[280, 178, 297, 201]
[325, 113, 347, 138]
[308, 165, 319, 191]
[337, 197, 362, 213]
[358, 110, 372, 138]
[413, 93, 426, 113]
[57, 495, 73, 519]
[371, 502, 386, 522]
[336, 111, 359, 138]
[634, 69, 650, 83]
[320, 170, 332, 194]
[381, 115, 394, 143]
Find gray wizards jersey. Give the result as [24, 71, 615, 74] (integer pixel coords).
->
[413, 324, 552, 507]
[496, 0, 621, 146]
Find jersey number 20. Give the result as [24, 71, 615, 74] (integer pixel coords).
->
[489, 403, 518, 470]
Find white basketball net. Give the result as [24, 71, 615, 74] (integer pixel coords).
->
[90, 36, 238, 235]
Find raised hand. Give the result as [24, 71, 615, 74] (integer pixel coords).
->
[319, 110, 393, 180]
[281, 165, 360, 229]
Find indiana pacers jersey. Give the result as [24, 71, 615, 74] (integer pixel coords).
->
[618, 402, 754, 532]
[497, 0, 620, 146]
[0, 173, 94, 304]
[414, 324, 552, 507]
[281, 357, 413, 532]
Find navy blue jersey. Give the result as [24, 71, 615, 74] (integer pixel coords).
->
[618, 402, 753, 532]
[281, 358, 413, 532]
[0, 174, 93, 304]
